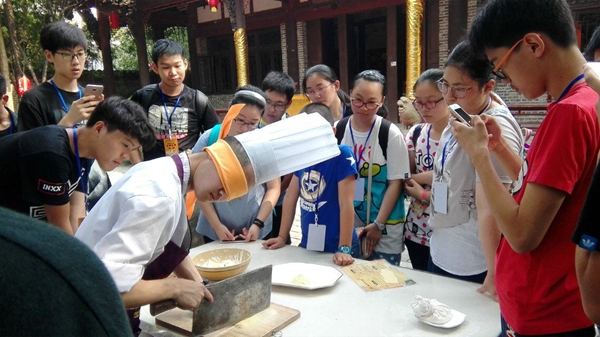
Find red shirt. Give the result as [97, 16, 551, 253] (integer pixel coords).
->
[496, 83, 599, 334]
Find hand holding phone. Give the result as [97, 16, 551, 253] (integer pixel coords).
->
[84, 84, 104, 99]
[448, 104, 472, 125]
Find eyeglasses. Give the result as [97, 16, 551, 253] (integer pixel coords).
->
[232, 117, 259, 129]
[350, 98, 383, 110]
[306, 82, 334, 98]
[492, 38, 524, 80]
[437, 80, 472, 99]
[56, 51, 86, 62]
[265, 100, 288, 113]
[412, 97, 444, 110]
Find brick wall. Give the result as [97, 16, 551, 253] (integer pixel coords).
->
[436, 1, 548, 107]
[280, 23, 288, 75]
[297, 21, 308, 93]
[438, 0, 449, 67]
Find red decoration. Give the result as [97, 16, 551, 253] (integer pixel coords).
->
[17, 75, 30, 96]
[208, 0, 219, 12]
[109, 12, 120, 29]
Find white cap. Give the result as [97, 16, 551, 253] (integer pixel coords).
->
[234, 113, 340, 185]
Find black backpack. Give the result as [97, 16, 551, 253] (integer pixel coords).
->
[335, 116, 392, 160]
[134, 84, 214, 133]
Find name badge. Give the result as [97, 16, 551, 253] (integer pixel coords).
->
[432, 181, 448, 214]
[164, 138, 179, 156]
[354, 178, 365, 201]
[307, 223, 326, 251]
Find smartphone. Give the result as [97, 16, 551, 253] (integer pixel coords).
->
[588, 62, 600, 77]
[84, 84, 104, 99]
[448, 104, 471, 124]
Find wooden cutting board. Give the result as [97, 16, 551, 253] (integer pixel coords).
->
[155, 303, 300, 336]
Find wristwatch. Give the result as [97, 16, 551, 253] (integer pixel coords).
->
[252, 218, 265, 229]
[338, 245, 352, 254]
[373, 220, 386, 231]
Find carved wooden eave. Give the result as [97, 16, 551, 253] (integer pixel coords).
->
[136, 0, 202, 14]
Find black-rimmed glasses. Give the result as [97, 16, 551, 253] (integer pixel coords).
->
[412, 97, 444, 110]
[56, 51, 86, 62]
[266, 100, 288, 112]
[233, 118, 259, 129]
[350, 98, 383, 110]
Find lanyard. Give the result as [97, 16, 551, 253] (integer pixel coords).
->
[50, 80, 82, 113]
[72, 125, 89, 211]
[556, 74, 584, 102]
[8, 112, 14, 135]
[313, 173, 324, 224]
[425, 124, 432, 170]
[159, 87, 183, 134]
[478, 96, 492, 115]
[349, 118, 376, 168]
[440, 135, 454, 173]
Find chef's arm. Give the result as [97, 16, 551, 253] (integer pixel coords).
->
[174, 256, 203, 283]
[121, 267, 212, 309]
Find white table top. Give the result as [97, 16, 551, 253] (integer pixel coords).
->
[140, 241, 500, 336]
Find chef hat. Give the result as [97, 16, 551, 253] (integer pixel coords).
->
[204, 113, 340, 200]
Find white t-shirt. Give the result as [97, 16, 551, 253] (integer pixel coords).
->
[75, 154, 190, 292]
[340, 115, 411, 254]
[429, 106, 523, 275]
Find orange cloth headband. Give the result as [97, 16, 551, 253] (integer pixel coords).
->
[218, 104, 245, 139]
[204, 139, 249, 201]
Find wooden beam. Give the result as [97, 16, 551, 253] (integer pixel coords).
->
[130, 11, 151, 87]
[284, 0, 300, 88]
[306, 19, 323, 67]
[97, 10, 116, 97]
[338, 14, 349, 93]
[386, 6, 398, 123]
[187, 2, 201, 90]
[447, 0, 468, 52]
[424, 0, 439, 70]
[138, 0, 200, 13]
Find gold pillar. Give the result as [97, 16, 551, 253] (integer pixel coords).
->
[233, 28, 249, 87]
[406, 0, 423, 99]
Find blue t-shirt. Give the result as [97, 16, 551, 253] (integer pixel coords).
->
[295, 145, 358, 253]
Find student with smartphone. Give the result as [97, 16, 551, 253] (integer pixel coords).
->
[18, 21, 103, 131]
[429, 41, 523, 297]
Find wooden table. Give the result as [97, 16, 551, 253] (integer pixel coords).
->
[140, 241, 500, 336]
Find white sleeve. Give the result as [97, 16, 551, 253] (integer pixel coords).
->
[386, 124, 411, 180]
[92, 195, 178, 293]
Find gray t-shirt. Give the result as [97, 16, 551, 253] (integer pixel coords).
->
[192, 129, 273, 240]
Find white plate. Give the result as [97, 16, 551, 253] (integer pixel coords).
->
[272, 262, 343, 290]
[418, 309, 466, 329]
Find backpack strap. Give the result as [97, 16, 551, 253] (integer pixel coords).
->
[412, 124, 423, 148]
[132, 84, 159, 112]
[195, 90, 208, 119]
[378, 118, 391, 161]
[207, 124, 222, 146]
[335, 116, 350, 145]
[336, 116, 391, 161]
